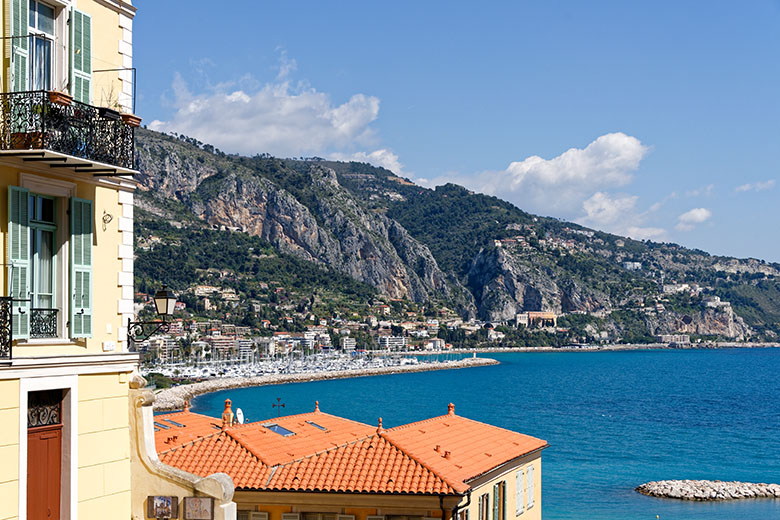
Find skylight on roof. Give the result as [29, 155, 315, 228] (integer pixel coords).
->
[154, 422, 170, 430]
[163, 419, 185, 427]
[264, 423, 296, 437]
[306, 420, 327, 431]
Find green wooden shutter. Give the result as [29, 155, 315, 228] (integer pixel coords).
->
[10, 0, 29, 92]
[70, 9, 92, 104]
[8, 186, 30, 339]
[492, 483, 500, 520]
[70, 198, 92, 338]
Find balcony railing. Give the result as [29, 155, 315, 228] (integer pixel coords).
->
[0, 90, 134, 169]
[0, 297, 10, 360]
[30, 308, 58, 339]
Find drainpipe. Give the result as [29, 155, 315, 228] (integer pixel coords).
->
[452, 490, 471, 520]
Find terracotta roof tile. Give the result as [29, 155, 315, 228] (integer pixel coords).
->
[154, 402, 546, 496]
[383, 411, 547, 484]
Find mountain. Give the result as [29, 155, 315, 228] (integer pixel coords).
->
[133, 129, 780, 341]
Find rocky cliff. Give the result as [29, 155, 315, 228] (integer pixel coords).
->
[135, 130, 455, 304]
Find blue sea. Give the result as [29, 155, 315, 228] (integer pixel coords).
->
[192, 349, 780, 519]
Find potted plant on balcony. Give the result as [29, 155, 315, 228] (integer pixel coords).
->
[120, 112, 142, 127]
[48, 90, 72, 106]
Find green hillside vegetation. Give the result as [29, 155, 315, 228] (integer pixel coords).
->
[135, 213, 376, 323]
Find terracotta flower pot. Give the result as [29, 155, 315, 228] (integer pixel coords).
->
[48, 91, 72, 106]
[120, 113, 142, 127]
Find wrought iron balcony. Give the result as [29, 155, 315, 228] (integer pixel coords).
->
[0, 297, 10, 360]
[0, 90, 135, 170]
[30, 308, 58, 339]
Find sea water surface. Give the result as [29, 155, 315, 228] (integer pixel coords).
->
[192, 348, 780, 519]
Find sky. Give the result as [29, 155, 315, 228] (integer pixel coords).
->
[133, 1, 780, 263]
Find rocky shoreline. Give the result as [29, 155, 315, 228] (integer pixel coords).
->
[396, 342, 780, 356]
[152, 357, 498, 411]
[637, 480, 780, 501]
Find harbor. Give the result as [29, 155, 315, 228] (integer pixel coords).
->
[150, 354, 497, 411]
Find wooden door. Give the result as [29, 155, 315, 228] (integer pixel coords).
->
[27, 424, 62, 519]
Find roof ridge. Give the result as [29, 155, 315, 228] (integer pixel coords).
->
[223, 428, 268, 464]
[252, 410, 373, 429]
[378, 432, 466, 493]
[387, 413, 525, 437]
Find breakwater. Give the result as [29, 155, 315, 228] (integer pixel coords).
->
[636, 480, 780, 500]
[152, 357, 498, 411]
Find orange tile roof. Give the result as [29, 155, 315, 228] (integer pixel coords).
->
[383, 405, 547, 485]
[154, 402, 546, 496]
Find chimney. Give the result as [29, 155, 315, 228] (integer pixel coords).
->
[448, 403, 455, 415]
[444, 451, 451, 460]
[221, 399, 234, 429]
[184, 400, 191, 412]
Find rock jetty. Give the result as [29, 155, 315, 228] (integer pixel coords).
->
[152, 357, 498, 412]
[637, 480, 780, 501]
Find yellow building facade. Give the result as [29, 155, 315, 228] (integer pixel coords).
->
[0, 1, 140, 519]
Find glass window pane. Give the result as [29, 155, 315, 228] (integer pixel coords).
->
[32, 37, 51, 91]
[40, 198, 54, 223]
[29, 0, 36, 29]
[37, 3, 54, 35]
[38, 230, 53, 296]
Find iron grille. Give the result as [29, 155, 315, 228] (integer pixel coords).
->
[0, 90, 135, 169]
[30, 308, 58, 338]
[0, 297, 10, 359]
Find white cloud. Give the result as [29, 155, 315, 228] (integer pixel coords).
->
[735, 179, 775, 192]
[577, 192, 667, 240]
[329, 149, 404, 175]
[419, 132, 649, 216]
[676, 208, 712, 231]
[685, 184, 714, 197]
[149, 71, 381, 158]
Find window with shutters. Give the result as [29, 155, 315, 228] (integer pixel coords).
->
[478, 493, 490, 520]
[7, 178, 91, 341]
[492, 481, 505, 520]
[9, 0, 90, 103]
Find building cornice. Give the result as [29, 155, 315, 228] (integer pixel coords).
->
[94, 0, 137, 18]
[0, 352, 140, 379]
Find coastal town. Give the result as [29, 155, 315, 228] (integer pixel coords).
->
[0, 2, 777, 520]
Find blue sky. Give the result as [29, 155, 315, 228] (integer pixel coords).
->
[134, 1, 779, 263]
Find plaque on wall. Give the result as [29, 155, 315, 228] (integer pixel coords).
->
[183, 497, 215, 520]
[147, 496, 179, 519]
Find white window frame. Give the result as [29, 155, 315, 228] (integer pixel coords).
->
[18, 173, 75, 341]
[17, 374, 79, 520]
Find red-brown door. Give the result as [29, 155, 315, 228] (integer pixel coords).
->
[27, 424, 62, 520]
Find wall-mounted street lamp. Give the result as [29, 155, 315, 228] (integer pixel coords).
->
[127, 286, 177, 352]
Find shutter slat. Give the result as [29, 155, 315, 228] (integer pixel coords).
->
[70, 9, 92, 104]
[8, 186, 30, 339]
[70, 198, 93, 338]
[11, 0, 29, 91]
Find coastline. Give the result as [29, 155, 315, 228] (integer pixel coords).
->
[388, 341, 780, 356]
[152, 356, 498, 411]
